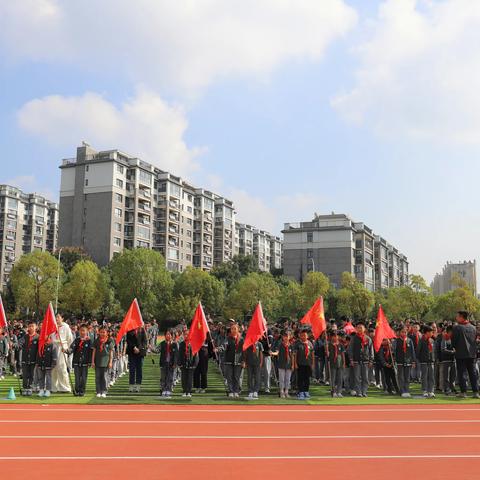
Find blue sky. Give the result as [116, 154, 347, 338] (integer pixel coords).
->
[1, 0, 479, 283]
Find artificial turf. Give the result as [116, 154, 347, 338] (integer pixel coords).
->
[0, 356, 479, 405]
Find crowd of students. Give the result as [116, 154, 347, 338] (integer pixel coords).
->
[0, 311, 479, 400]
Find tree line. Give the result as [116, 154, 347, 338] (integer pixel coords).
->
[2, 247, 479, 327]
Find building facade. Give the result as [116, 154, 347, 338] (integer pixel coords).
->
[59, 144, 241, 272]
[431, 261, 477, 296]
[282, 213, 408, 290]
[0, 185, 58, 290]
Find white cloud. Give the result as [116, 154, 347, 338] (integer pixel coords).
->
[0, 0, 357, 93]
[332, 0, 480, 143]
[16, 88, 202, 176]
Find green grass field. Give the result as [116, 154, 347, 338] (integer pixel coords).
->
[1, 356, 479, 405]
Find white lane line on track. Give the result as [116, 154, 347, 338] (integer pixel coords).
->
[0, 419, 480, 424]
[1, 455, 480, 460]
[0, 435, 480, 439]
[1, 407, 480, 413]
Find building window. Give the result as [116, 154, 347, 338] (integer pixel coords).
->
[307, 249, 313, 258]
[85, 165, 89, 172]
[85, 179, 89, 186]
[114, 208, 122, 218]
[137, 226, 150, 239]
[115, 193, 123, 203]
[139, 170, 152, 185]
[114, 222, 122, 232]
[170, 183, 181, 198]
[116, 179, 123, 189]
[116, 164, 124, 174]
[113, 237, 122, 247]
[307, 232, 313, 242]
[168, 248, 179, 260]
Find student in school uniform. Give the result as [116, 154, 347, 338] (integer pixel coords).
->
[0, 327, 9, 380]
[417, 325, 435, 398]
[440, 325, 457, 395]
[91, 327, 114, 398]
[327, 330, 346, 398]
[178, 332, 199, 397]
[293, 329, 314, 400]
[271, 330, 294, 398]
[67, 324, 92, 397]
[378, 338, 398, 395]
[393, 324, 416, 398]
[36, 336, 57, 397]
[347, 322, 374, 397]
[222, 323, 244, 398]
[243, 339, 263, 400]
[21, 321, 39, 396]
[409, 323, 421, 382]
[159, 330, 178, 397]
[126, 327, 147, 393]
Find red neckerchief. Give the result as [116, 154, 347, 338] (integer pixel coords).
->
[283, 342, 289, 360]
[77, 338, 86, 352]
[303, 341, 309, 358]
[423, 335, 432, 352]
[414, 332, 419, 346]
[99, 337, 107, 352]
[28, 334, 34, 348]
[166, 342, 171, 356]
[400, 335, 407, 353]
[383, 345, 390, 360]
[333, 343, 338, 362]
[233, 335, 239, 351]
[251, 344, 256, 356]
[358, 334, 368, 347]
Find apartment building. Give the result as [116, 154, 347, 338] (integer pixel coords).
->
[432, 260, 477, 296]
[0, 185, 58, 290]
[59, 144, 237, 272]
[282, 213, 408, 290]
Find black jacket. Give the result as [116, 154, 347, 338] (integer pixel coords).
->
[159, 341, 178, 368]
[69, 337, 93, 366]
[392, 337, 416, 365]
[21, 334, 39, 365]
[36, 343, 57, 370]
[451, 323, 477, 359]
[416, 336, 434, 363]
[177, 341, 199, 369]
[126, 329, 147, 357]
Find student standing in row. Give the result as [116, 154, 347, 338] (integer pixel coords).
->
[159, 330, 177, 397]
[417, 325, 435, 398]
[36, 336, 57, 397]
[294, 329, 314, 400]
[348, 322, 374, 397]
[244, 339, 263, 400]
[271, 331, 294, 398]
[92, 327, 114, 398]
[67, 324, 92, 397]
[21, 321, 38, 396]
[223, 323, 244, 398]
[178, 332, 198, 397]
[394, 324, 416, 398]
[327, 330, 345, 398]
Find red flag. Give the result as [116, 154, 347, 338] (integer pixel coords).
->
[300, 297, 327, 340]
[116, 298, 144, 345]
[243, 303, 267, 351]
[188, 302, 210, 355]
[0, 295, 7, 330]
[373, 305, 396, 352]
[343, 321, 355, 334]
[38, 303, 58, 354]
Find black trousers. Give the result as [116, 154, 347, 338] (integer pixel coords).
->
[74, 365, 89, 394]
[456, 358, 479, 393]
[22, 364, 35, 389]
[181, 368, 194, 394]
[193, 348, 209, 389]
[297, 365, 312, 393]
[383, 367, 398, 393]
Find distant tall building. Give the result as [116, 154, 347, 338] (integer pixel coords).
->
[0, 185, 58, 290]
[282, 213, 408, 290]
[431, 261, 477, 296]
[59, 144, 245, 272]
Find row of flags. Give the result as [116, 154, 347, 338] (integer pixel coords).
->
[0, 293, 397, 354]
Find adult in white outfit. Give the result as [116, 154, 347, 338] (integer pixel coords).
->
[51, 314, 74, 393]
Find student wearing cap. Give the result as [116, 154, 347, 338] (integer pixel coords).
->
[293, 329, 314, 400]
[347, 322, 374, 397]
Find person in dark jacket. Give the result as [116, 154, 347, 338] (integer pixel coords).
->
[271, 330, 294, 398]
[178, 332, 199, 397]
[243, 340, 263, 400]
[159, 330, 178, 397]
[92, 327, 114, 398]
[378, 338, 398, 395]
[21, 321, 39, 396]
[347, 322, 374, 397]
[327, 331, 346, 398]
[222, 323, 244, 398]
[440, 325, 456, 395]
[417, 325, 435, 398]
[126, 327, 147, 393]
[67, 324, 93, 396]
[452, 311, 479, 398]
[36, 337, 57, 398]
[393, 324, 416, 397]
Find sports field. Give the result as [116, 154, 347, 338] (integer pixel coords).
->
[1, 356, 479, 405]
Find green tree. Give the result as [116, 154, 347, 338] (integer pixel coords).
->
[279, 280, 304, 319]
[55, 246, 91, 274]
[173, 267, 225, 316]
[168, 294, 199, 322]
[225, 272, 281, 321]
[336, 272, 374, 320]
[432, 287, 480, 321]
[301, 271, 330, 310]
[10, 251, 62, 316]
[211, 255, 259, 290]
[109, 248, 173, 319]
[61, 260, 107, 316]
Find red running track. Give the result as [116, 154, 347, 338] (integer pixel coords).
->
[0, 405, 480, 479]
